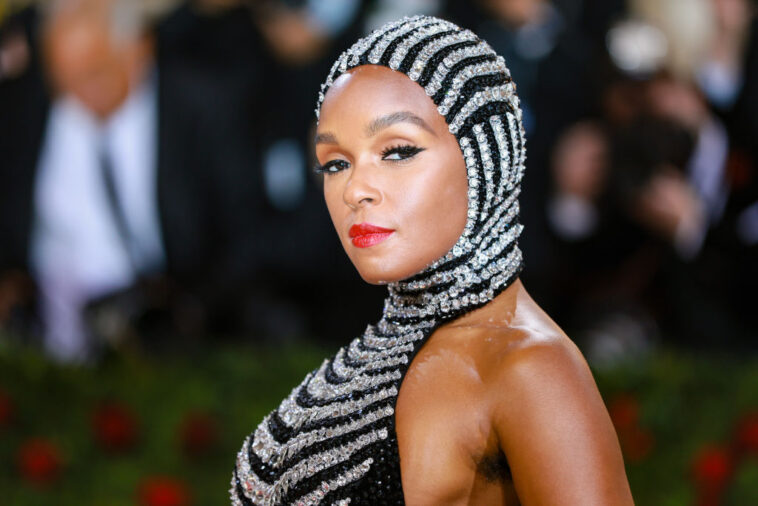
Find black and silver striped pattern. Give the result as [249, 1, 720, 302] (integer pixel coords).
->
[232, 15, 526, 505]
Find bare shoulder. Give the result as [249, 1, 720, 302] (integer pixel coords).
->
[487, 315, 593, 404]
[476, 290, 634, 505]
[464, 290, 591, 394]
[429, 282, 594, 402]
[475, 290, 605, 442]
[398, 282, 632, 504]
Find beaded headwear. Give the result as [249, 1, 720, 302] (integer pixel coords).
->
[232, 15, 526, 505]
[315, 14, 526, 321]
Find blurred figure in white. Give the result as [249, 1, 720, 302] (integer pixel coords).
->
[0, 0, 264, 361]
[32, 0, 163, 361]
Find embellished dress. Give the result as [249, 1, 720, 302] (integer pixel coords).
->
[231, 14, 527, 506]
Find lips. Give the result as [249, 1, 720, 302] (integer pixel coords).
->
[348, 223, 395, 248]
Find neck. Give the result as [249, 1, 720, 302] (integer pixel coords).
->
[442, 277, 523, 330]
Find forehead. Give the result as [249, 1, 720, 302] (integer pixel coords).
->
[45, 12, 113, 65]
[318, 65, 443, 130]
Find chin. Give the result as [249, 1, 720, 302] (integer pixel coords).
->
[351, 260, 424, 286]
[354, 267, 399, 286]
[343, 240, 436, 286]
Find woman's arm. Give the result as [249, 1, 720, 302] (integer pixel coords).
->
[491, 337, 634, 505]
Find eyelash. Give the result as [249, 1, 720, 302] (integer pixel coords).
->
[313, 159, 349, 175]
[313, 145, 425, 175]
[380, 144, 425, 160]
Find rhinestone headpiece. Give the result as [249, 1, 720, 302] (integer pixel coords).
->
[315, 14, 527, 323]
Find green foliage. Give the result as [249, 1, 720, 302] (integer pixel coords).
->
[0, 339, 327, 506]
[0, 338, 756, 505]
[594, 351, 758, 505]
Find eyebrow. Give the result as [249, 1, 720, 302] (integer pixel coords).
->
[314, 110, 436, 145]
[314, 132, 338, 145]
[365, 111, 436, 137]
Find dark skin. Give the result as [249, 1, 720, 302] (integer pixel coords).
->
[316, 65, 634, 505]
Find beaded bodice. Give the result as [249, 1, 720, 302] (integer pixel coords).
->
[231, 15, 526, 506]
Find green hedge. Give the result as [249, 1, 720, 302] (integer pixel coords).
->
[1, 338, 756, 505]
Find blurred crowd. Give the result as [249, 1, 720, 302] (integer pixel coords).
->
[0, 0, 756, 363]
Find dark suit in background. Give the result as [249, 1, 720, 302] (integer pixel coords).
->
[0, 5, 272, 354]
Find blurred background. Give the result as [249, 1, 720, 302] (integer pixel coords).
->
[0, 0, 756, 504]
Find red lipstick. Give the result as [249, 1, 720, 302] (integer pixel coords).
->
[348, 223, 395, 248]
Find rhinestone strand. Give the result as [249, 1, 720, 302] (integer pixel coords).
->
[237, 429, 388, 505]
[253, 406, 394, 467]
[276, 386, 398, 429]
[422, 42, 491, 95]
[387, 22, 451, 70]
[292, 459, 373, 506]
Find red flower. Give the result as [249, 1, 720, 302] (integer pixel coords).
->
[608, 394, 639, 431]
[0, 388, 13, 428]
[138, 476, 191, 506]
[92, 402, 139, 453]
[17, 438, 62, 486]
[608, 394, 653, 462]
[692, 444, 734, 506]
[735, 411, 758, 456]
[179, 411, 219, 458]
[619, 427, 655, 463]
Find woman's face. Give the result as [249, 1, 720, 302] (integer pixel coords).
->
[316, 65, 468, 284]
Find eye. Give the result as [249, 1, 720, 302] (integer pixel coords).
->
[381, 145, 425, 161]
[313, 159, 350, 175]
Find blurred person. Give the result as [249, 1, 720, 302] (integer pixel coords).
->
[623, 0, 758, 202]
[643, 73, 730, 258]
[625, 0, 758, 327]
[443, 0, 595, 310]
[547, 121, 609, 242]
[545, 115, 684, 362]
[0, 14, 31, 82]
[544, 5, 758, 355]
[721, 2, 758, 283]
[620, 0, 758, 236]
[242, 0, 389, 340]
[445, 0, 593, 135]
[643, 74, 758, 347]
[549, 106, 751, 355]
[154, 0, 389, 342]
[0, 0, 265, 361]
[608, 112, 756, 350]
[609, 115, 701, 256]
[252, 0, 361, 66]
[696, 0, 754, 111]
[231, 16, 633, 504]
[246, 0, 365, 214]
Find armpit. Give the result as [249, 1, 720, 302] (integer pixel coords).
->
[477, 450, 513, 483]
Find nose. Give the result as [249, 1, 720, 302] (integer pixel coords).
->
[342, 162, 381, 210]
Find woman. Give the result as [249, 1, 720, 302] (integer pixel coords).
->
[232, 15, 633, 505]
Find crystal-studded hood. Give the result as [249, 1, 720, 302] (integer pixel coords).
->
[316, 14, 526, 324]
[231, 15, 526, 506]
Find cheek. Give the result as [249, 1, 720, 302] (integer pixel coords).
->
[434, 178, 469, 241]
[398, 156, 468, 250]
[323, 180, 350, 240]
